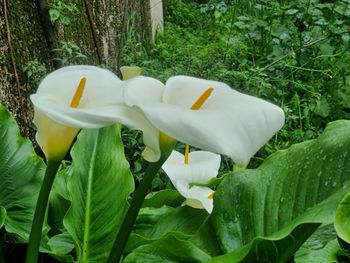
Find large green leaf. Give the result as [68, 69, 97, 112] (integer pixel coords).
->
[63, 125, 134, 263]
[40, 232, 75, 263]
[293, 224, 339, 263]
[123, 233, 211, 263]
[0, 206, 6, 228]
[190, 219, 222, 257]
[126, 206, 208, 253]
[209, 120, 350, 262]
[294, 234, 349, 263]
[294, 224, 350, 263]
[295, 238, 344, 263]
[47, 232, 74, 257]
[133, 206, 207, 239]
[0, 105, 45, 241]
[142, 189, 184, 208]
[335, 192, 350, 244]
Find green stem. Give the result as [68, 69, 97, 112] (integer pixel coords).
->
[107, 138, 175, 263]
[25, 160, 61, 263]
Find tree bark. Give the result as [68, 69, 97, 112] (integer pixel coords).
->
[35, 0, 62, 69]
[0, 0, 154, 137]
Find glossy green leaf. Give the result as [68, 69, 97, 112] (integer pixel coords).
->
[134, 206, 207, 238]
[126, 206, 207, 253]
[47, 232, 75, 257]
[48, 192, 71, 236]
[190, 218, 222, 257]
[63, 125, 134, 263]
[123, 233, 211, 263]
[40, 232, 75, 263]
[210, 120, 350, 262]
[0, 206, 6, 228]
[293, 224, 349, 263]
[142, 189, 184, 208]
[295, 239, 345, 263]
[0, 105, 45, 241]
[335, 192, 350, 244]
[209, 224, 320, 263]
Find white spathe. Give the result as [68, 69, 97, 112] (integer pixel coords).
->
[30, 65, 160, 161]
[162, 150, 220, 213]
[124, 75, 285, 165]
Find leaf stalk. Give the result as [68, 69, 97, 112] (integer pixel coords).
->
[25, 160, 61, 263]
[107, 135, 175, 263]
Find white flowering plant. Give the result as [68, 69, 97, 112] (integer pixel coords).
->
[0, 66, 349, 263]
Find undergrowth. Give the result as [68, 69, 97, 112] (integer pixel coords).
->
[121, 0, 350, 173]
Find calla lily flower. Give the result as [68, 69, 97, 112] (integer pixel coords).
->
[30, 65, 159, 161]
[124, 75, 285, 165]
[162, 148, 221, 213]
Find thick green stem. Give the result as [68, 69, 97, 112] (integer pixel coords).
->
[25, 160, 61, 263]
[107, 137, 175, 263]
[107, 161, 166, 262]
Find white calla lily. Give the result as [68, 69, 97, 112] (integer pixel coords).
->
[124, 75, 285, 165]
[162, 149, 220, 213]
[30, 65, 159, 161]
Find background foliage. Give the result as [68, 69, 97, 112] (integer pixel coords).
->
[2, 0, 350, 262]
[122, 0, 350, 171]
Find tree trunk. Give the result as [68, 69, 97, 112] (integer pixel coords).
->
[0, 0, 153, 138]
